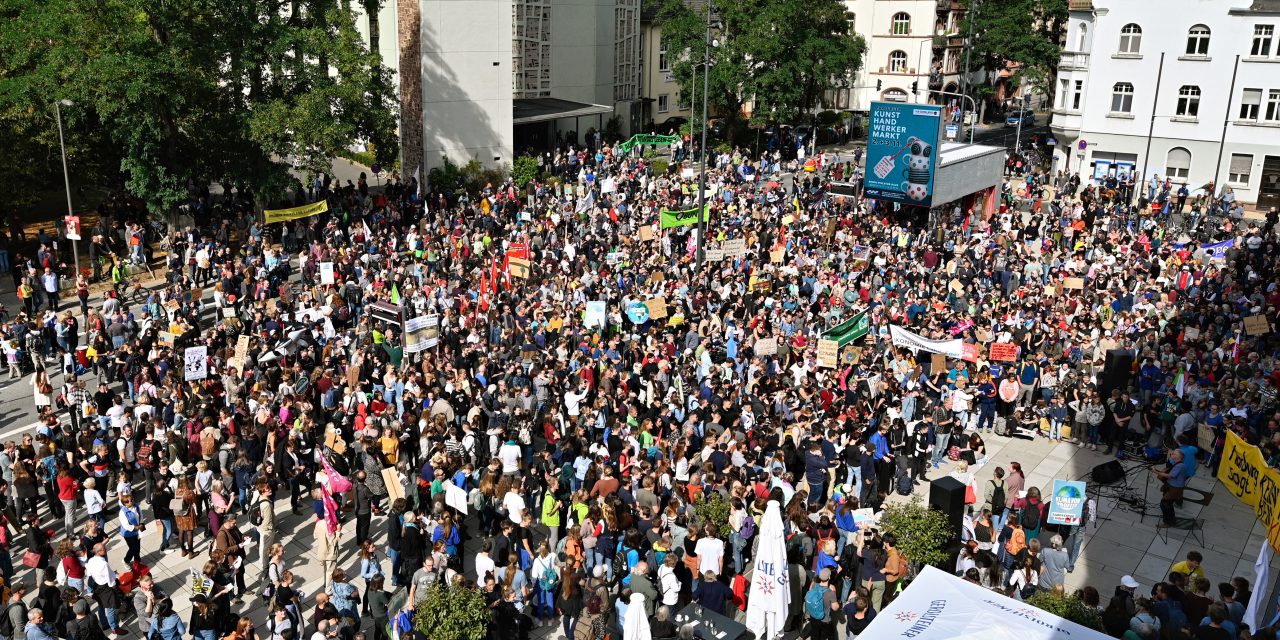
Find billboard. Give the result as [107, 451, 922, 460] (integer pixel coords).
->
[864, 101, 943, 207]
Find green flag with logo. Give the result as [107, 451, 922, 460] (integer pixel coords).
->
[660, 204, 710, 229]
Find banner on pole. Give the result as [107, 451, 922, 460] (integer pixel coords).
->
[660, 204, 710, 229]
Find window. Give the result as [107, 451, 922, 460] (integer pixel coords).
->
[657, 94, 669, 113]
[1229, 154, 1253, 184]
[846, 12, 855, 33]
[1267, 89, 1280, 121]
[892, 12, 911, 35]
[1059, 79, 1069, 108]
[1077, 23, 1088, 51]
[677, 91, 688, 110]
[1241, 89, 1262, 119]
[883, 88, 909, 102]
[1253, 25, 1274, 57]
[1186, 25, 1210, 55]
[1166, 147, 1191, 181]
[658, 37, 669, 71]
[1111, 82, 1134, 113]
[1176, 85, 1201, 117]
[1073, 80, 1083, 110]
[1119, 23, 1142, 54]
[888, 50, 908, 73]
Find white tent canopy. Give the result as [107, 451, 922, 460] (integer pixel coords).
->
[857, 565, 1113, 640]
[745, 500, 790, 640]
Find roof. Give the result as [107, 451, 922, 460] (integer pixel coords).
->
[512, 98, 614, 125]
[1231, 0, 1280, 13]
[938, 142, 1004, 168]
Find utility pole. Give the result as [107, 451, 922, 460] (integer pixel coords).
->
[695, 0, 712, 271]
[959, 0, 979, 139]
[55, 99, 79, 278]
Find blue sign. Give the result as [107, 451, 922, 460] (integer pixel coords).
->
[864, 101, 943, 207]
[626, 301, 650, 324]
[1046, 480, 1087, 525]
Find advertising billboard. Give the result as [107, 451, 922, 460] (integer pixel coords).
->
[864, 101, 943, 207]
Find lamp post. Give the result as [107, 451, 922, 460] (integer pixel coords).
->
[54, 99, 79, 278]
[695, 0, 713, 272]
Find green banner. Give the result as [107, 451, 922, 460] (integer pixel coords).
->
[619, 134, 679, 154]
[660, 205, 710, 229]
[824, 309, 869, 347]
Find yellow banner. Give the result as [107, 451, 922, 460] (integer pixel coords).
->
[264, 200, 329, 224]
[1218, 431, 1280, 550]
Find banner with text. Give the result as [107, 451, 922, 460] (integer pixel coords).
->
[264, 200, 329, 223]
[660, 204, 710, 229]
[889, 325, 979, 362]
[1218, 431, 1280, 551]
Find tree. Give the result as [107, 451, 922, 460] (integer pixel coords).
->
[0, 0, 399, 215]
[413, 584, 491, 640]
[962, 0, 1068, 99]
[656, 0, 864, 134]
[878, 498, 953, 573]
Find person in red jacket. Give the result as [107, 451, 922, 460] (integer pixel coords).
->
[55, 467, 79, 539]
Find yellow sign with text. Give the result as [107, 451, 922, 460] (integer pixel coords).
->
[264, 200, 329, 223]
[1218, 431, 1280, 551]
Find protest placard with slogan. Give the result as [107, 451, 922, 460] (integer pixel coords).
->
[817, 339, 839, 369]
[1245, 315, 1270, 337]
[645, 297, 668, 320]
[988, 343, 1019, 362]
[1218, 431, 1280, 551]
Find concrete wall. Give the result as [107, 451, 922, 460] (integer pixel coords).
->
[548, 0, 616, 105]
[420, 0, 515, 172]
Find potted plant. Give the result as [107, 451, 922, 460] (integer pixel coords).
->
[877, 498, 953, 574]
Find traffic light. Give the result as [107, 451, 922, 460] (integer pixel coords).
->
[876, 79, 882, 91]
[911, 81, 919, 94]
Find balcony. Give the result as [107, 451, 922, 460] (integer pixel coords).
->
[1068, 0, 1093, 10]
[1051, 109, 1083, 136]
[1059, 51, 1090, 71]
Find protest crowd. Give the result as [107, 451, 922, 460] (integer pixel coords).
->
[0, 131, 1276, 640]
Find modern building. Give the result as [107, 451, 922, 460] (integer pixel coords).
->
[1050, 0, 1280, 209]
[384, 0, 641, 181]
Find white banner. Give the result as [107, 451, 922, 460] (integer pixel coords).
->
[404, 315, 440, 353]
[858, 565, 1113, 640]
[183, 346, 208, 381]
[889, 325, 965, 359]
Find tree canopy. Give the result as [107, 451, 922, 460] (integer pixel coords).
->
[0, 0, 399, 214]
[655, 0, 864, 131]
[962, 0, 1068, 95]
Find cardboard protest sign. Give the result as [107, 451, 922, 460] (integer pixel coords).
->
[639, 226, 655, 241]
[382, 467, 405, 503]
[931, 353, 947, 372]
[704, 248, 725, 262]
[724, 238, 747, 257]
[508, 257, 532, 279]
[645, 297, 668, 320]
[755, 337, 778, 356]
[770, 249, 784, 264]
[1245, 315, 1270, 337]
[1063, 277, 1084, 290]
[817, 339, 839, 369]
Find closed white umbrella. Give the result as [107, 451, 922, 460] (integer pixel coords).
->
[745, 500, 790, 640]
[623, 593, 651, 640]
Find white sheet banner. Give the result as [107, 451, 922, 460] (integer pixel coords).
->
[890, 325, 965, 358]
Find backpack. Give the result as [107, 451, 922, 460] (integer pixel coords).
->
[1020, 502, 1041, 530]
[613, 546, 636, 584]
[250, 497, 264, 527]
[989, 480, 1006, 512]
[538, 559, 559, 592]
[200, 430, 217, 457]
[740, 515, 756, 541]
[805, 584, 829, 620]
[136, 441, 155, 469]
[0, 603, 20, 636]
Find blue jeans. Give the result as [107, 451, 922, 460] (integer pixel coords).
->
[388, 549, 400, 585]
[1048, 420, 1062, 440]
[993, 507, 1009, 535]
[1065, 529, 1084, 571]
[562, 615, 579, 640]
[159, 517, 175, 549]
[729, 531, 746, 574]
[534, 584, 555, 620]
[932, 433, 951, 465]
[977, 405, 996, 432]
[97, 606, 118, 631]
[194, 630, 216, 640]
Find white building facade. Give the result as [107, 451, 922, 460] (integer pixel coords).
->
[1051, 0, 1280, 209]
[833, 0, 969, 112]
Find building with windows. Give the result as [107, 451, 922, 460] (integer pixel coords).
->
[380, 0, 641, 181]
[1050, 0, 1280, 209]
[828, 0, 971, 113]
[637, 6, 692, 131]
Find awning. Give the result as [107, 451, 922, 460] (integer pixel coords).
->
[513, 98, 614, 125]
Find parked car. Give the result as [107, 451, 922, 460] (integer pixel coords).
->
[793, 125, 840, 147]
[1005, 109, 1036, 127]
[656, 116, 688, 135]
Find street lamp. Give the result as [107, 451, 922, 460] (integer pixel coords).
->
[694, 0, 715, 272]
[54, 99, 79, 279]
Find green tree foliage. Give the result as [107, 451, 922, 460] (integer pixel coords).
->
[413, 584, 491, 640]
[656, 0, 864, 134]
[963, 0, 1068, 95]
[693, 490, 731, 533]
[1026, 590, 1106, 630]
[0, 0, 399, 214]
[879, 498, 953, 572]
[511, 155, 539, 189]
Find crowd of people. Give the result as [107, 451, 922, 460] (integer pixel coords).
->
[0, 129, 1273, 640]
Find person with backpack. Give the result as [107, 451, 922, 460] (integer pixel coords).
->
[530, 541, 559, 628]
[1000, 513, 1027, 574]
[1014, 487, 1045, 544]
[984, 467, 1008, 532]
[0, 584, 28, 640]
[805, 567, 839, 640]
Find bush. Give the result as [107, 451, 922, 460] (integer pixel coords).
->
[428, 156, 509, 195]
[512, 155, 538, 189]
[693, 491, 731, 533]
[878, 498, 953, 572]
[652, 159, 669, 176]
[413, 584, 490, 640]
[1026, 590, 1106, 631]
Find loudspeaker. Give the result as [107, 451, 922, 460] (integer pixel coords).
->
[928, 476, 966, 542]
[1098, 349, 1134, 398]
[1091, 460, 1125, 485]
